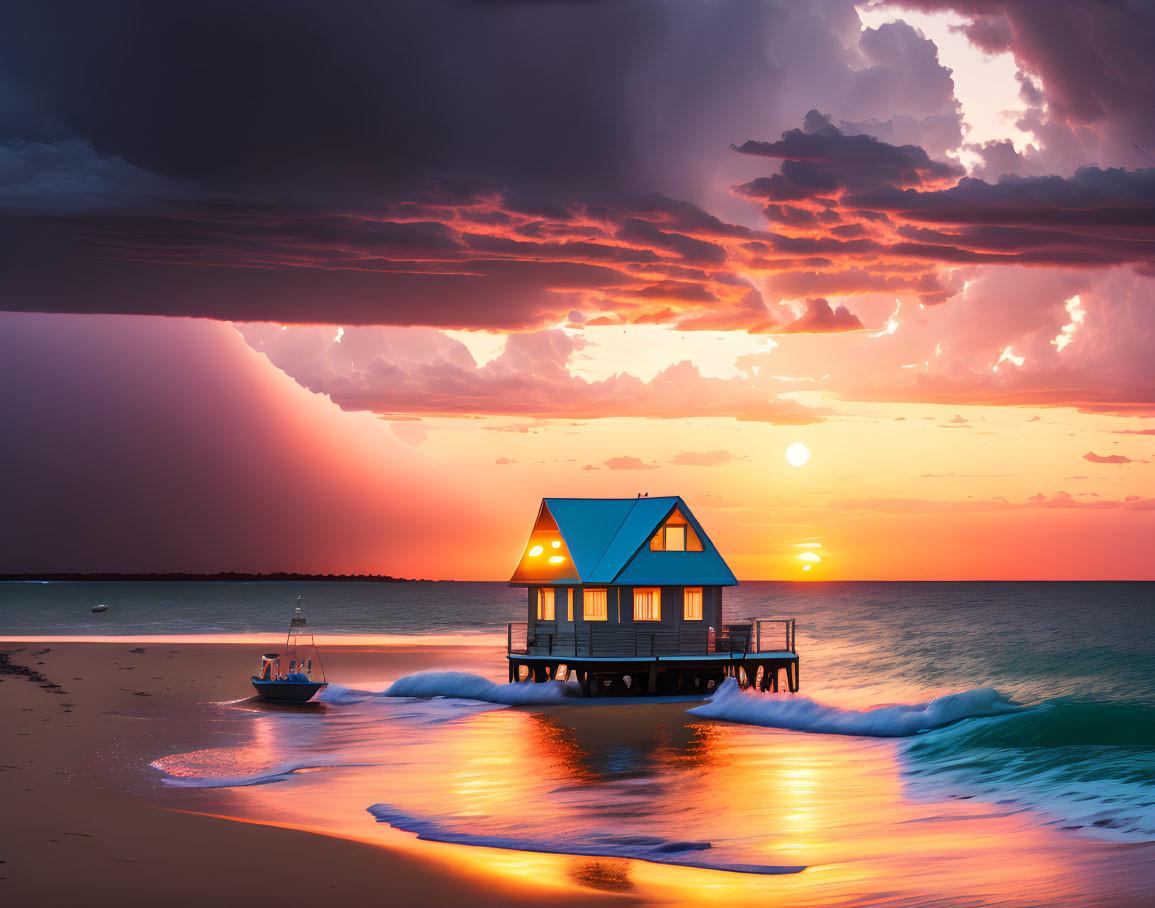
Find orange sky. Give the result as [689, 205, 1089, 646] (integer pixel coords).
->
[226, 317, 1153, 581]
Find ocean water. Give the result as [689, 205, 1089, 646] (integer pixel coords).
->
[6, 580, 1155, 902]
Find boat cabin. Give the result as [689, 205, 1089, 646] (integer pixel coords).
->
[507, 495, 799, 694]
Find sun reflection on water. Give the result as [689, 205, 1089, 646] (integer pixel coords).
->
[150, 672, 1149, 906]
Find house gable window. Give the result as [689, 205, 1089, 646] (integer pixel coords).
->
[649, 508, 703, 551]
[583, 588, 608, 621]
[633, 587, 661, 621]
[537, 587, 556, 621]
[683, 587, 703, 620]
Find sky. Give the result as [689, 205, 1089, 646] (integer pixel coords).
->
[0, 0, 1152, 580]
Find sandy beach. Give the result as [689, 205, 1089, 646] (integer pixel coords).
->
[5, 633, 1155, 908]
[0, 641, 634, 908]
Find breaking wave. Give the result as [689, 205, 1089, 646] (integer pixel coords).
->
[381, 670, 583, 704]
[317, 672, 584, 706]
[687, 678, 1022, 736]
[367, 804, 806, 875]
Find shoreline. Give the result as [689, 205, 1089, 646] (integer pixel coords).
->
[0, 641, 631, 908]
[0, 632, 506, 645]
[4, 639, 1154, 907]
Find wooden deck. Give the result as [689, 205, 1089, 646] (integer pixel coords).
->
[507, 618, 799, 694]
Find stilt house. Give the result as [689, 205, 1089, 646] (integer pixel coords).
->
[507, 496, 798, 694]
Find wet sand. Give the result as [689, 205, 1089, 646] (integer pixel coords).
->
[4, 640, 1154, 908]
[0, 641, 632, 908]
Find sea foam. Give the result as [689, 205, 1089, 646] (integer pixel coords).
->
[688, 678, 1022, 737]
[153, 759, 348, 788]
[367, 803, 806, 874]
[382, 670, 583, 705]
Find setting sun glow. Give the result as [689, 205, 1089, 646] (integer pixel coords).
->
[785, 442, 811, 468]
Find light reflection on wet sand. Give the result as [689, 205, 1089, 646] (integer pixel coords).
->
[153, 668, 1153, 907]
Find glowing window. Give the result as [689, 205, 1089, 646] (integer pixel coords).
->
[633, 588, 661, 621]
[537, 587, 555, 621]
[549, 555, 564, 564]
[649, 512, 702, 551]
[550, 540, 561, 549]
[529, 545, 543, 556]
[683, 587, 703, 620]
[583, 588, 608, 621]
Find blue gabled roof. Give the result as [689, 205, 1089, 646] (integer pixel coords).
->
[538, 496, 738, 587]
[586, 496, 680, 582]
[539, 498, 638, 579]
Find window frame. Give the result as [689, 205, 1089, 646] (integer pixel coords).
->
[649, 516, 703, 551]
[582, 587, 608, 621]
[537, 587, 556, 621]
[633, 587, 662, 622]
[683, 587, 703, 621]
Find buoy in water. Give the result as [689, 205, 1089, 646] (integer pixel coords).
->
[91, 604, 109, 613]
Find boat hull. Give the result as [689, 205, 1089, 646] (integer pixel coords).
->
[251, 678, 328, 702]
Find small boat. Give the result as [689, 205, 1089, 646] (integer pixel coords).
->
[91, 604, 109, 613]
[251, 598, 329, 703]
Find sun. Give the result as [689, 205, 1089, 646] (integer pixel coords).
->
[785, 441, 810, 467]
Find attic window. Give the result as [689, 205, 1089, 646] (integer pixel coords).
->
[649, 510, 703, 551]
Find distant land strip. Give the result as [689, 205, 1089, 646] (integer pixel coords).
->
[0, 572, 427, 582]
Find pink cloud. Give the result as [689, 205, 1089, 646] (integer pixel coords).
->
[603, 456, 658, 471]
[241, 324, 827, 424]
[830, 491, 1154, 514]
[1083, 451, 1138, 464]
[840, 267, 1155, 416]
[668, 450, 744, 466]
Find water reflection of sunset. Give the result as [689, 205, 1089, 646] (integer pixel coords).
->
[153, 688, 1141, 906]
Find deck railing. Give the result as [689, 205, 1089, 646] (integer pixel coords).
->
[754, 618, 797, 654]
[508, 621, 529, 655]
[506, 618, 796, 657]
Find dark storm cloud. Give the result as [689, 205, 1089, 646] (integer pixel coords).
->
[848, 168, 1155, 267]
[732, 121, 962, 204]
[0, 138, 180, 212]
[0, 0, 810, 325]
[0, 0, 789, 201]
[0, 184, 767, 328]
[1, 0, 1152, 328]
[850, 168, 1155, 224]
